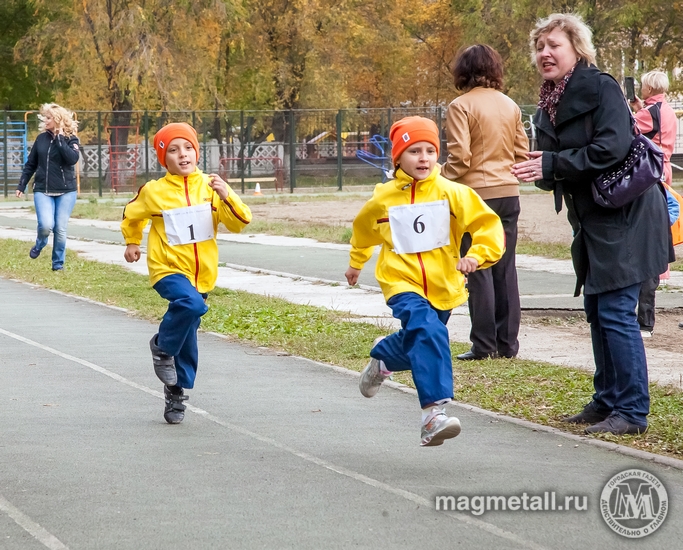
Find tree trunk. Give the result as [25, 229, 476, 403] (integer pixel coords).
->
[106, 95, 134, 191]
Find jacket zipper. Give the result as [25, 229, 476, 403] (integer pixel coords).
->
[410, 181, 429, 297]
[45, 136, 53, 194]
[184, 177, 201, 290]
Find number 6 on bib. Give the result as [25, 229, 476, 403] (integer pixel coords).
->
[162, 203, 214, 246]
[388, 200, 450, 254]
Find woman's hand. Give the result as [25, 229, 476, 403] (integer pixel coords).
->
[511, 151, 544, 183]
[15, 189, 24, 198]
[629, 95, 643, 113]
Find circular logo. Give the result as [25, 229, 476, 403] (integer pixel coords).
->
[600, 469, 668, 538]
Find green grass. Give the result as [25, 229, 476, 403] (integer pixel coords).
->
[71, 198, 126, 221]
[242, 192, 370, 205]
[516, 239, 572, 260]
[1, 236, 683, 459]
[242, 220, 352, 243]
[670, 257, 683, 272]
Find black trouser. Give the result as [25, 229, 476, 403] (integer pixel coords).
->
[637, 275, 659, 331]
[461, 196, 521, 358]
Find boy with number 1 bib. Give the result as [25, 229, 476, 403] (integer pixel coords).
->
[121, 123, 251, 424]
[345, 117, 504, 446]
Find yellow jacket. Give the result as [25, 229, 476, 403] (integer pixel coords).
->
[121, 169, 252, 293]
[350, 166, 504, 310]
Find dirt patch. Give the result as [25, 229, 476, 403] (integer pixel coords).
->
[523, 309, 683, 356]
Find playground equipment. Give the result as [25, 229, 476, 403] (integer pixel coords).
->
[0, 119, 28, 189]
[104, 113, 140, 192]
[356, 135, 392, 181]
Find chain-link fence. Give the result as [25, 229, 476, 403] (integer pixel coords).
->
[0, 106, 543, 197]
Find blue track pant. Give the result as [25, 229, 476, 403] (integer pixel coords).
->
[153, 274, 209, 389]
[370, 292, 453, 408]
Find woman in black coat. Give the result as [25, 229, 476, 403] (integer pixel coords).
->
[16, 103, 80, 271]
[512, 13, 672, 435]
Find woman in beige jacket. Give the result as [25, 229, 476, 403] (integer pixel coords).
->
[441, 44, 529, 360]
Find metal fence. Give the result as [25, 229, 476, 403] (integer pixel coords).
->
[0, 106, 542, 196]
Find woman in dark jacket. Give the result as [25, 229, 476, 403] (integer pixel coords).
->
[16, 103, 80, 271]
[512, 14, 672, 435]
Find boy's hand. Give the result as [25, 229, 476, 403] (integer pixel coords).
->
[208, 173, 229, 201]
[124, 244, 141, 263]
[345, 266, 362, 286]
[457, 257, 478, 275]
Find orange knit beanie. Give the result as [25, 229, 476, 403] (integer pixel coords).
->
[389, 116, 440, 165]
[153, 122, 199, 168]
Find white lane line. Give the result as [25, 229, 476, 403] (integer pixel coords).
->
[0, 493, 68, 550]
[0, 327, 549, 550]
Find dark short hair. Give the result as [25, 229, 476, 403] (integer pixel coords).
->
[451, 44, 504, 92]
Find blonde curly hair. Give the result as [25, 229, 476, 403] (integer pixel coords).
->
[38, 103, 78, 136]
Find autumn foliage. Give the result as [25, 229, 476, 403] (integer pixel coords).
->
[2, 0, 683, 111]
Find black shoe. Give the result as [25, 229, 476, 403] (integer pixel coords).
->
[29, 246, 40, 259]
[585, 413, 647, 435]
[562, 401, 610, 424]
[164, 385, 188, 424]
[150, 334, 177, 386]
[456, 349, 497, 361]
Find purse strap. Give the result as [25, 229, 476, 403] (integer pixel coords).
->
[600, 72, 641, 136]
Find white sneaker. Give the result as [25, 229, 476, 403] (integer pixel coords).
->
[421, 407, 461, 447]
[640, 330, 653, 339]
[359, 337, 389, 398]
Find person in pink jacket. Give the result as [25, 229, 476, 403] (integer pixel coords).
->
[630, 71, 677, 186]
[630, 71, 678, 338]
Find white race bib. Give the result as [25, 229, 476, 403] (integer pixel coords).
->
[162, 203, 214, 246]
[388, 200, 450, 254]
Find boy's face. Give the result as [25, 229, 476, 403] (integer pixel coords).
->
[165, 137, 197, 176]
[398, 141, 438, 181]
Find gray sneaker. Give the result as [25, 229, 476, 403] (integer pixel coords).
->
[164, 386, 188, 424]
[359, 337, 389, 398]
[150, 334, 177, 386]
[421, 409, 461, 447]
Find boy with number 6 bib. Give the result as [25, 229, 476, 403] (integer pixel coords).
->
[345, 116, 504, 446]
[121, 123, 251, 424]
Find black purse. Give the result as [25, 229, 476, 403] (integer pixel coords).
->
[591, 83, 664, 209]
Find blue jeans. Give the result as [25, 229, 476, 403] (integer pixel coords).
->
[584, 283, 649, 426]
[33, 191, 77, 270]
[153, 274, 209, 389]
[371, 292, 453, 408]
